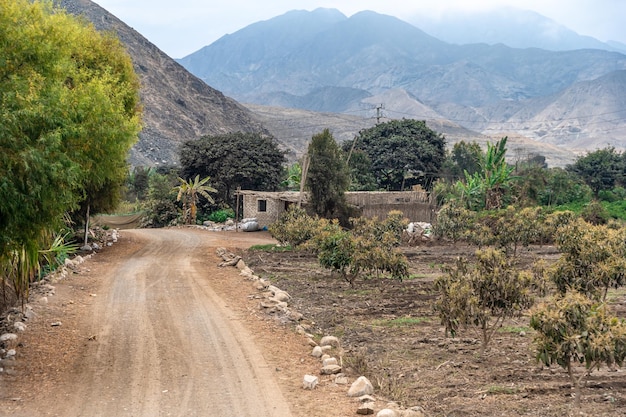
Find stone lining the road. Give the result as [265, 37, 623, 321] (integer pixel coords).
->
[216, 247, 428, 417]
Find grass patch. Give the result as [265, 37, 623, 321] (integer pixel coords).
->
[373, 316, 432, 327]
[406, 273, 429, 280]
[498, 325, 530, 334]
[249, 244, 293, 252]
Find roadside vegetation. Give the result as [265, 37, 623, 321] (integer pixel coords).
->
[3, 3, 626, 412]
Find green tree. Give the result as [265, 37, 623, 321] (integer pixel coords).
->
[530, 292, 626, 409]
[179, 132, 285, 206]
[306, 129, 350, 218]
[343, 119, 446, 191]
[445, 140, 484, 180]
[539, 168, 592, 206]
[567, 147, 624, 197]
[0, 0, 140, 301]
[281, 162, 302, 191]
[345, 149, 378, 191]
[175, 175, 217, 225]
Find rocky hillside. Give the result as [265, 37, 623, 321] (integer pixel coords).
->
[56, 0, 267, 166]
[179, 9, 626, 155]
[244, 103, 578, 168]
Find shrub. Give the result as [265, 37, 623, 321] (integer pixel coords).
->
[581, 200, 609, 225]
[549, 219, 626, 300]
[269, 206, 326, 248]
[206, 208, 235, 223]
[432, 202, 473, 244]
[434, 249, 537, 353]
[530, 292, 626, 408]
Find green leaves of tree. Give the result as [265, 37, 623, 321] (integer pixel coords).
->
[344, 119, 446, 191]
[306, 129, 350, 218]
[0, 0, 141, 302]
[179, 132, 285, 206]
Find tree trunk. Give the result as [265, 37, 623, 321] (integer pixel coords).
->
[84, 204, 90, 247]
[568, 362, 582, 409]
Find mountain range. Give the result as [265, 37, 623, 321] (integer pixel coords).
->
[410, 7, 626, 53]
[178, 8, 626, 160]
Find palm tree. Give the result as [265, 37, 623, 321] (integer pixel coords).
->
[175, 175, 217, 224]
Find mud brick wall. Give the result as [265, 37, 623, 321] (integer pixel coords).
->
[242, 195, 288, 228]
[345, 191, 434, 223]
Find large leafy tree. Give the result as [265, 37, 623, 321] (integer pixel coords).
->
[567, 147, 624, 197]
[0, 0, 140, 251]
[306, 129, 350, 218]
[179, 132, 285, 206]
[343, 119, 446, 191]
[444, 140, 484, 181]
[0, 0, 141, 299]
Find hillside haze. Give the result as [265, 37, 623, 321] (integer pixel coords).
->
[411, 7, 626, 53]
[56, 0, 267, 167]
[178, 8, 626, 158]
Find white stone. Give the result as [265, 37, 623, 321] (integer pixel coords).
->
[13, 323, 26, 332]
[357, 402, 375, 415]
[359, 395, 376, 403]
[273, 291, 290, 302]
[320, 335, 340, 347]
[401, 407, 426, 417]
[6, 349, 16, 357]
[320, 364, 342, 375]
[0, 334, 17, 342]
[302, 374, 319, 390]
[377, 410, 399, 417]
[311, 346, 323, 358]
[323, 357, 338, 367]
[335, 375, 349, 385]
[268, 285, 281, 295]
[348, 376, 375, 397]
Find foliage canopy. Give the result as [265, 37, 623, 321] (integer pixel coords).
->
[344, 119, 446, 191]
[0, 0, 141, 301]
[179, 132, 285, 206]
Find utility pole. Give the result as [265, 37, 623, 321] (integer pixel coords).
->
[376, 103, 384, 124]
[298, 154, 310, 208]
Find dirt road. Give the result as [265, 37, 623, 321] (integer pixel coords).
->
[1, 229, 298, 417]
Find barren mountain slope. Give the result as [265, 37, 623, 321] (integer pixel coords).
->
[57, 0, 268, 166]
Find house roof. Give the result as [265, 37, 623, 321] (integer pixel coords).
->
[235, 190, 309, 203]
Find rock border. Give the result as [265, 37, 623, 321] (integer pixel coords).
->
[216, 247, 428, 416]
[0, 228, 122, 376]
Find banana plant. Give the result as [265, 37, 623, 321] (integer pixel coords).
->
[175, 175, 216, 224]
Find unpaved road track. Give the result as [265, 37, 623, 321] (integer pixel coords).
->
[1, 229, 295, 417]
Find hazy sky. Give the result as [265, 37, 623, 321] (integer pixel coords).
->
[92, 0, 626, 58]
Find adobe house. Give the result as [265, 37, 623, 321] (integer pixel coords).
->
[236, 189, 434, 228]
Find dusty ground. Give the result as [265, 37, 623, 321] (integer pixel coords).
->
[243, 242, 626, 417]
[0, 229, 358, 417]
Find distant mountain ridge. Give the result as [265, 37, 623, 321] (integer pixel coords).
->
[56, 0, 267, 166]
[411, 7, 626, 53]
[178, 8, 626, 155]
